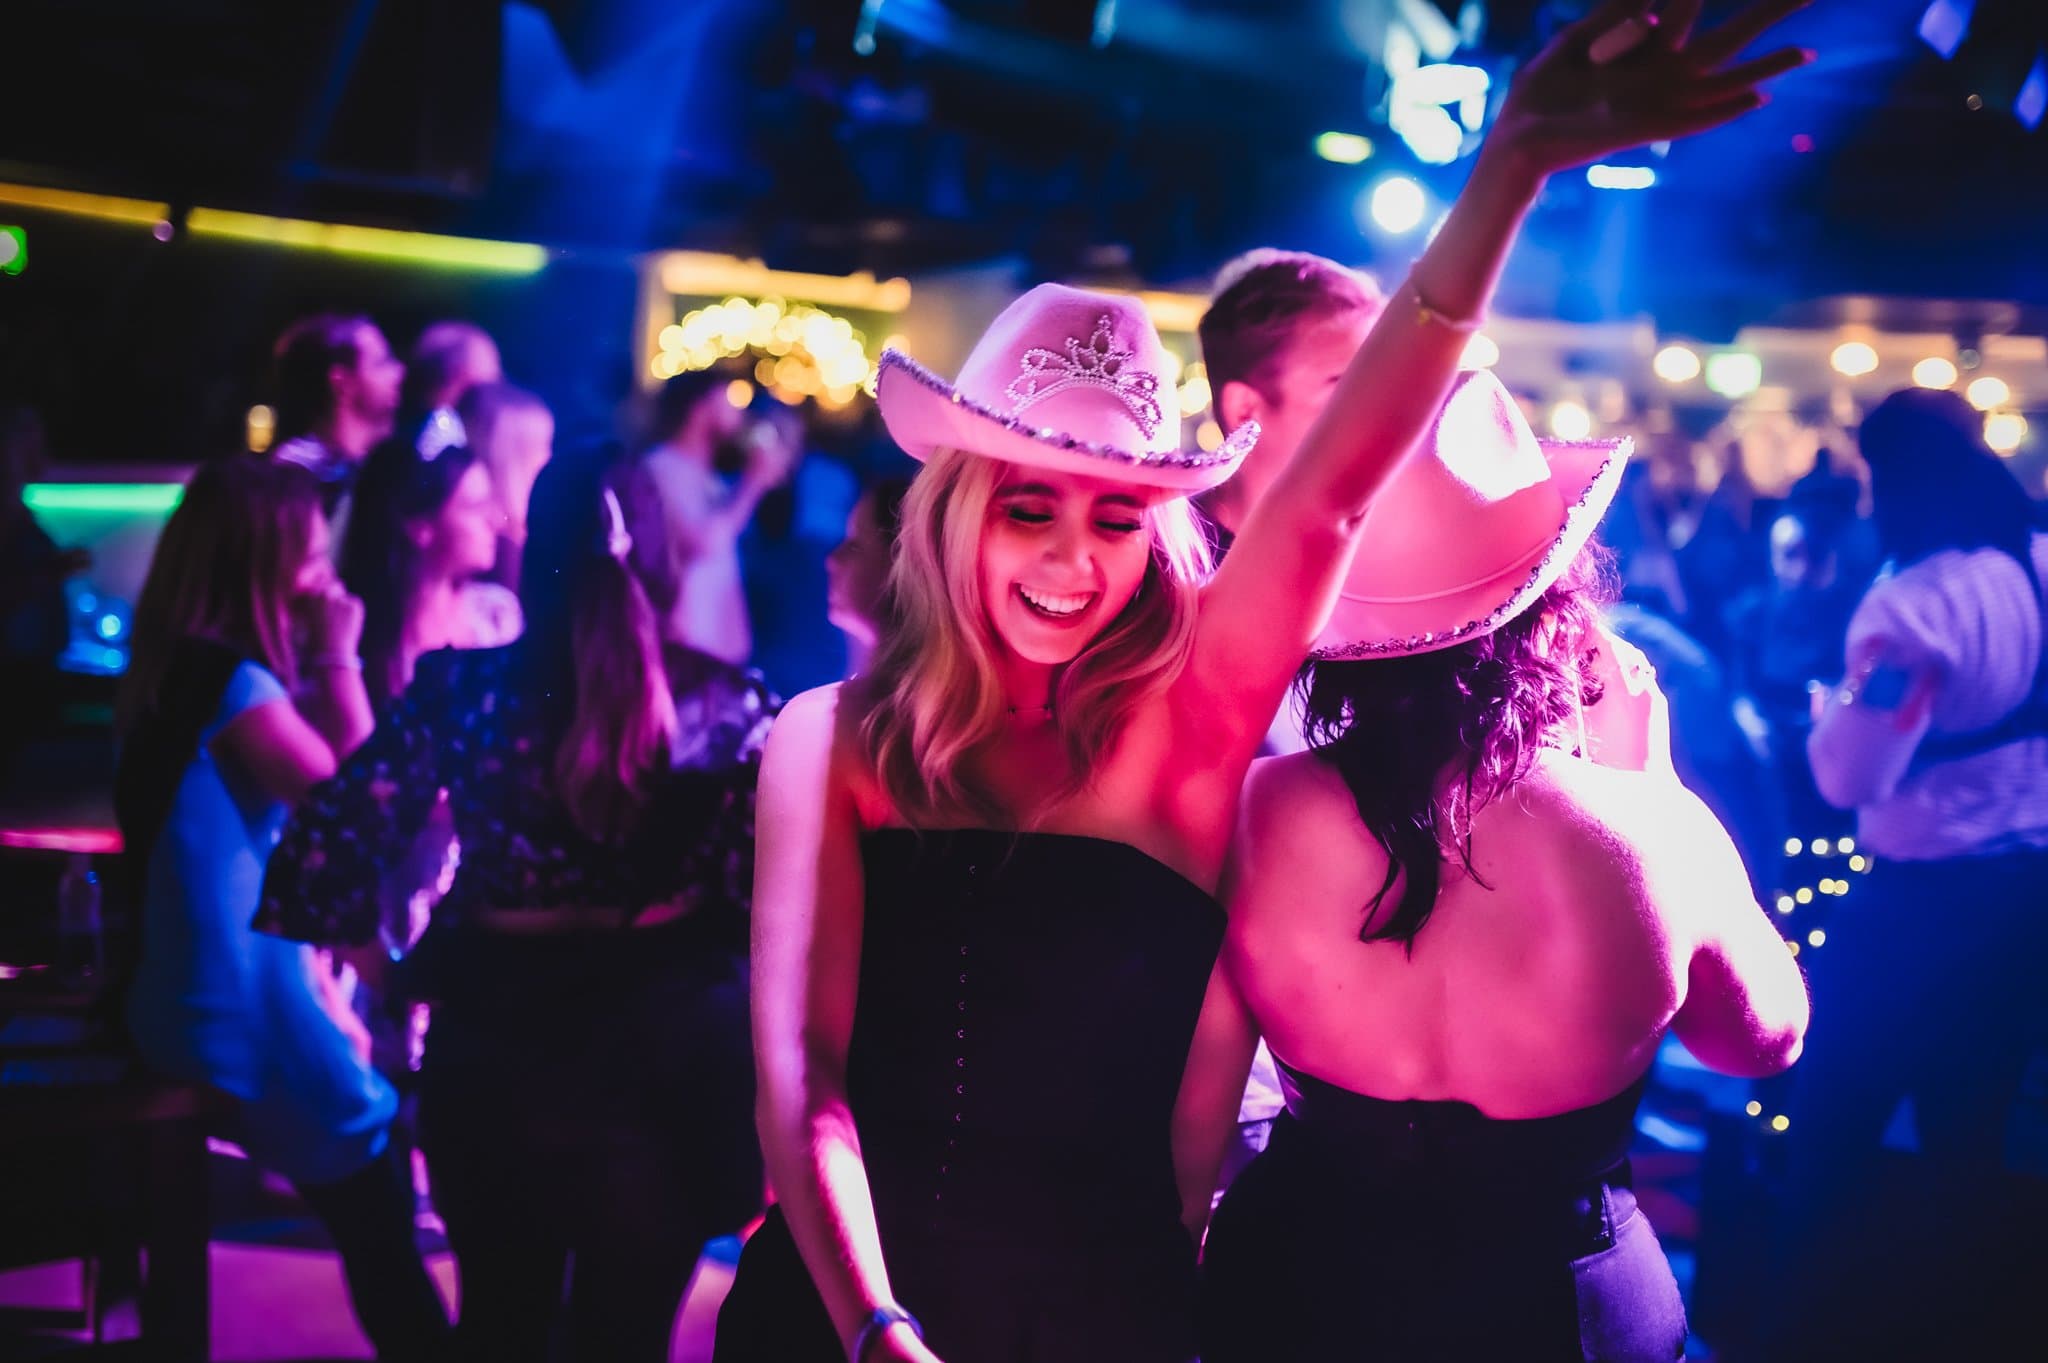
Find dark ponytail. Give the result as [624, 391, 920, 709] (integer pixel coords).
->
[518, 445, 677, 843]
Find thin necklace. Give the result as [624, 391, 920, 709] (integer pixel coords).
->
[1006, 702, 1053, 717]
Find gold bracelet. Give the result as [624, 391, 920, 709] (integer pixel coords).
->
[1406, 279, 1485, 335]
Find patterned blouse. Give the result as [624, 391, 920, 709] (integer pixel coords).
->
[255, 642, 777, 946]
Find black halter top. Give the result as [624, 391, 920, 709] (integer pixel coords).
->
[1274, 1057, 1652, 1188]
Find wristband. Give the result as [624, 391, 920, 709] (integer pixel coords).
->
[852, 1304, 922, 1362]
[308, 652, 364, 672]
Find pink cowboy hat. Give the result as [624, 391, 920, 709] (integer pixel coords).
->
[874, 283, 1257, 495]
[1313, 369, 1630, 660]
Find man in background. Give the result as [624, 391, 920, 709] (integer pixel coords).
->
[268, 314, 404, 519]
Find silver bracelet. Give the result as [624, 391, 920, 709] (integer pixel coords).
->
[308, 652, 364, 672]
[852, 1303, 921, 1362]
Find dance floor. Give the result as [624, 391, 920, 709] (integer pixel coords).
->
[0, 1132, 1714, 1361]
[0, 1146, 737, 1360]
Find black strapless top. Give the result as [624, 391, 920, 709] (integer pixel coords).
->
[845, 829, 1225, 1250]
[1274, 1058, 1651, 1188]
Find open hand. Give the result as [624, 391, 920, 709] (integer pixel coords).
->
[1492, 0, 1814, 178]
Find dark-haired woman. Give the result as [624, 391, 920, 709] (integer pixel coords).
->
[332, 412, 523, 1078]
[1768, 387, 2048, 1359]
[1200, 372, 1810, 1362]
[343, 411, 521, 707]
[117, 458, 450, 1360]
[257, 447, 775, 1361]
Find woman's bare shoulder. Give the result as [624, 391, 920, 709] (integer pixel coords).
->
[1504, 755, 1741, 915]
[1233, 751, 1390, 902]
[771, 682, 894, 827]
[1242, 751, 1354, 831]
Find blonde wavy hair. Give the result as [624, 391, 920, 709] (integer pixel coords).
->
[854, 446, 1213, 825]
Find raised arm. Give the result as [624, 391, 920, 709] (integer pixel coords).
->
[1185, 0, 1813, 755]
[750, 686, 941, 1363]
[663, 426, 796, 557]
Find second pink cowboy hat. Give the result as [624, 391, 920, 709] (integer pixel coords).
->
[1312, 368, 1630, 660]
[873, 282, 1257, 496]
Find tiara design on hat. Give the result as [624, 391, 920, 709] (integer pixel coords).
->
[1006, 314, 1164, 439]
[874, 282, 1253, 494]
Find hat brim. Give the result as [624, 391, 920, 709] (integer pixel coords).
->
[1310, 436, 1631, 660]
[874, 349, 1255, 496]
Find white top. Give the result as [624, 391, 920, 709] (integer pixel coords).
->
[640, 446, 751, 665]
[1808, 532, 2048, 861]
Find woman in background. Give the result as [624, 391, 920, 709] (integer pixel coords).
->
[116, 457, 449, 1361]
[1773, 387, 2048, 1359]
[334, 411, 522, 1075]
[259, 446, 774, 1363]
[826, 476, 911, 677]
[343, 411, 521, 707]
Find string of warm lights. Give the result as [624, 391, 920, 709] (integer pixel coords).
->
[651, 296, 878, 408]
[1771, 833, 1871, 957]
[1738, 830, 1874, 1136]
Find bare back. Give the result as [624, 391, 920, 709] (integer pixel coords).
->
[1225, 748, 1806, 1119]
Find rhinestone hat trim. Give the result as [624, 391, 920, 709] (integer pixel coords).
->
[1309, 439, 1629, 660]
[1005, 314, 1165, 439]
[878, 349, 1255, 471]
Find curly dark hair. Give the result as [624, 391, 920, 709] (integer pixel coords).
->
[1301, 543, 1616, 953]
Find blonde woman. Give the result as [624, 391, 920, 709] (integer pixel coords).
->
[714, 6, 1809, 1361]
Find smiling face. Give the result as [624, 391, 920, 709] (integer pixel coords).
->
[413, 461, 503, 581]
[978, 464, 1159, 668]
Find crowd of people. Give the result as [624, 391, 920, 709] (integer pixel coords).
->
[9, 2, 2044, 1361]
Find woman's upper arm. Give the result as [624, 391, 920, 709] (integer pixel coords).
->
[752, 686, 867, 1102]
[210, 698, 337, 806]
[1181, 329, 1485, 760]
[1808, 626, 1945, 810]
[1661, 792, 1810, 1076]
